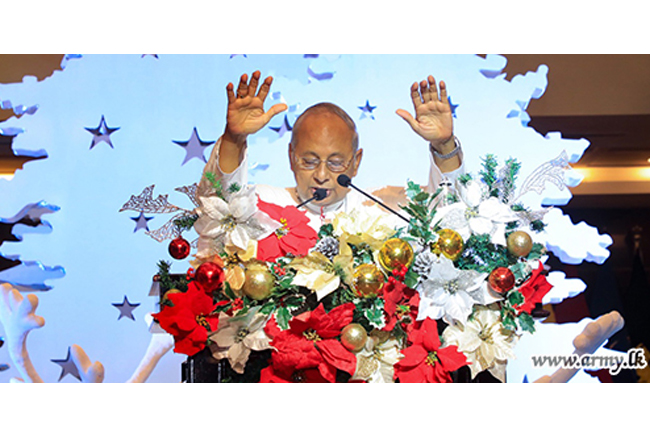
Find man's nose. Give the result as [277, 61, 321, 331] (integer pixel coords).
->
[313, 163, 331, 184]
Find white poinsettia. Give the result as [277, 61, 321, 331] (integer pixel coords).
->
[441, 305, 518, 382]
[416, 255, 489, 326]
[194, 185, 281, 256]
[332, 206, 397, 250]
[208, 307, 272, 374]
[351, 334, 403, 383]
[434, 179, 518, 246]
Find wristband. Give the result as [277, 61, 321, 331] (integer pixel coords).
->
[431, 136, 461, 160]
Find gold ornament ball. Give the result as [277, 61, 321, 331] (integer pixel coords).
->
[507, 231, 533, 257]
[434, 228, 464, 261]
[378, 238, 414, 272]
[353, 263, 386, 296]
[340, 323, 368, 352]
[242, 263, 275, 300]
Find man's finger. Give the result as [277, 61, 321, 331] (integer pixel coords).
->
[396, 109, 420, 132]
[263, 103, 288, 123]
[248, 70, 261, 98]
[439, 80, 448, 104]
[257, 76, 274, 102]
[420, 80, 431, 103]
[236, 73, 248, 98]
[226, 82, 236, 104]
[428, 75, 439, 102]
[410, 82, 422, 109]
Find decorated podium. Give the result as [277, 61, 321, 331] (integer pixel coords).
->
[151, 154, 562, 383]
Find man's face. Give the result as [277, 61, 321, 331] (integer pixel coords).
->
[289, 112, 362, 208]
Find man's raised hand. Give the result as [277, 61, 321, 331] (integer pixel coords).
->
[396, 75, 454, 152]
[224, 71, 288, 142]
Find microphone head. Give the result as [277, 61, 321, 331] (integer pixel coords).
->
[337, 174, 352, 187]
[313, 188, 327, 201]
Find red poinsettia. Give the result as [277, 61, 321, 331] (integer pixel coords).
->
[514, 262, 553, 314]
[394, 318, 467, 383]
[256, 199, 318, 262]
[260, 303, 357, 383]
[381, 277, 420, 332]
[152, 282, 223, 356]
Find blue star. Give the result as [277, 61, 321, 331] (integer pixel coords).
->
[112, 295, 140, 321]
[358, 100, 377, 120]
[85, 115, 120, 149]
[51, 347, 81, 382]
[172, 127, 215, 165]
[269, 115, 293, 138]
[448, 96, 459, 118]
[131, 212, 153, 232]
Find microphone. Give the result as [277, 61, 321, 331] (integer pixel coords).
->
[296, 188, 328, 209]
[337, 174, 410, 224]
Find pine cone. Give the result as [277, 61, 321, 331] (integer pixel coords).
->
[412, 249, 436, 277]
[312, 236, 340, 260]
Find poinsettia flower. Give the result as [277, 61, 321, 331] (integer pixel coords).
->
[256, 199, 318, 262]
[514, 261, 553, 314]
[262, 303, 357, 383]
[441, 305, 519, 381]
[416, 255, 488, 325]
[434, 180, 518, 246]
[332, 206, 396, 251]
[290, 251, 354, 301]
[153, 282, 223, 357]
[351, 334, 403, 383]
[381, 277, 420, 332]
[259, 364, 329, 383]
[194, 185, 281, 257]
[394, 318, 467, 383]
[208, 307, 272, 374]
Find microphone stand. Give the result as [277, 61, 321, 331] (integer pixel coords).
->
[337, 175, 410, 224]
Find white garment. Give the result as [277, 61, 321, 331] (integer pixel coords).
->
[199, 138, 465, 231]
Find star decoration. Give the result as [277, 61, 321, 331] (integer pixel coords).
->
[85, 115, 120, 149]
[448, 96, 459, 118]
[172, 127, 215, 165]
[51, 347, 81, 382]
[131, 212, 153, 232]
[358, 100, 377, 120]
[269, 115, 293, 138]
[112, 295, 140, 321]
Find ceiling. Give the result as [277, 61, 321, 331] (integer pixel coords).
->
[1, 54, 650, 205]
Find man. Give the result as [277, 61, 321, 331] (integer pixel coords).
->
[199, 70, 463, 229]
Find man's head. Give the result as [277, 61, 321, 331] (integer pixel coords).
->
[289, 103, 362, 208]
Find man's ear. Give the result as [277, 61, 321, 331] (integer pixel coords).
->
[351, 148, 363, 177]
[288, 145, 295, 171]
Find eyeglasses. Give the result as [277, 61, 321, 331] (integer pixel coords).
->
[292, 153, 356, 173]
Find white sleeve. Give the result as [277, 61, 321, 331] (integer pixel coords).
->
[197, 137, 248, 197]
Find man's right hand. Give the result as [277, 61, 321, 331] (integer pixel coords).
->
[224, 71, 288, 143]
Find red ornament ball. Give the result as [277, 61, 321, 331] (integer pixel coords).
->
[168, 237, 191, 260]
[195, 262, 225, 294]
[488, 267, 515, 294]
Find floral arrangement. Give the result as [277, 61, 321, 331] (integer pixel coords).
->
[153, 155, 556, 383]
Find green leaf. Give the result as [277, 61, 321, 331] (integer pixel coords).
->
[276, 307, 292, 330]
[507, 289, 524, 307]
[403, 270, 419, 289]
[518, 313, 536, 333]
[318, 223, 334, 239]
[223, 282, 236, 300]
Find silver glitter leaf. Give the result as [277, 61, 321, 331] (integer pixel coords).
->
[513, 151, 569, 203]
[119, 185, 183, 214]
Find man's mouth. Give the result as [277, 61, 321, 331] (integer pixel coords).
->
[311, 188, 331, 200]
